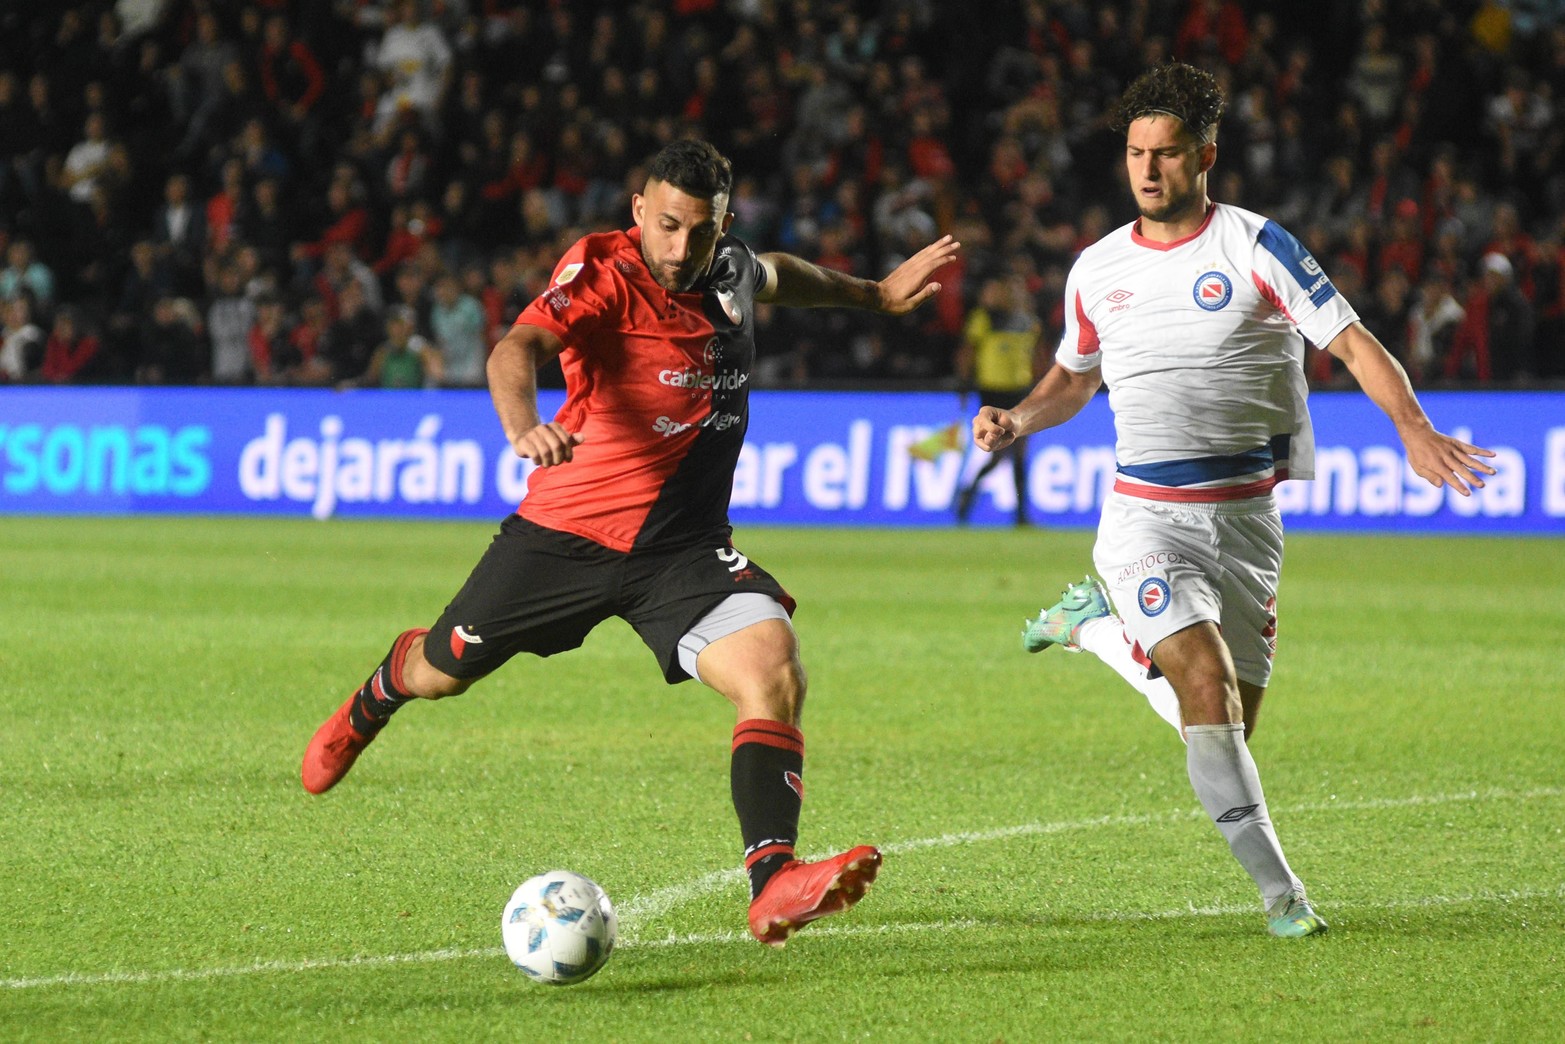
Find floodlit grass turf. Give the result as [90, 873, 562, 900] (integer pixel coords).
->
[1, 516, 1562, 1042]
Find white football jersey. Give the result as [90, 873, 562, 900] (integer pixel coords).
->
[1058, 203, 1358, 501]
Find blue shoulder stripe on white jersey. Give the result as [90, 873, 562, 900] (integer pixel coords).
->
[1257, 220, 1337, 308]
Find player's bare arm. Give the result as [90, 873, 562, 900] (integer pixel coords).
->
[756, 234, 960, 313]
[1325, 321, 1497, 495]
[486, 322, 584, 467]
[973, 363, 1101, 452]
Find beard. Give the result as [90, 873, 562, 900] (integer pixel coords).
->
[641, 241, 698, 292]
[1136, 184, 1203, 225]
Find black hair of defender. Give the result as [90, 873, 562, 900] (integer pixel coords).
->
[1112, 62, 1226, 141]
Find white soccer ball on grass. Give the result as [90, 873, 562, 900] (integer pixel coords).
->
[501, 870, 617, 985]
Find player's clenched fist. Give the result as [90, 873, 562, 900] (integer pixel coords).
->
[972, 405, 1019, 453]
[512, 422, 585, 467]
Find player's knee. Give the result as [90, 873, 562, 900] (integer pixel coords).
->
[405, 636, 475, 699]
[736, 653, 807, 724]
[1176, 677, 1242, 726]
[419, 670, 472, 700]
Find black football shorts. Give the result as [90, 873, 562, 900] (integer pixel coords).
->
[423, 514, 794, 683]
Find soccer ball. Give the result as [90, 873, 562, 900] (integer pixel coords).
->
[500, 870, 617, 985]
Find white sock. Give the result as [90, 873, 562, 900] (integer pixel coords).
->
[1078, 617, 1183, 737]
[1184, 723, 1304, 909]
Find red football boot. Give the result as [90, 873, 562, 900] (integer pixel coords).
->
[747, 845, 882, 947]
[300, 694, 373, 795]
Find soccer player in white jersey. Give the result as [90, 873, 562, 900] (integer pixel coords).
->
[971, 63, 1496, 938]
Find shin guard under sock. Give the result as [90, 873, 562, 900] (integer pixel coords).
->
[1185, 722, 1305, 907]
[731, 719, 805, 900]
[348, 628, 428, 736]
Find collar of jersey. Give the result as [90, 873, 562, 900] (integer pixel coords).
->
[1131, 202, 1218, 252]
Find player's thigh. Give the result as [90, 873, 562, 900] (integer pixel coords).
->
[622, 538, 796, 685]
[1215, 508, 1284, 689]
[1093, 494, 1223, 664]
[1148, 620, 1242, 724]
[423, 515, 622, 680]
[693, 613, 805, 722]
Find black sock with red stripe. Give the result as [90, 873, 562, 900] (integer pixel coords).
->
[731, 718, 805, 900]
[348, 628, 427, 736]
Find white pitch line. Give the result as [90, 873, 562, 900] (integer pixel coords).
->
[4, 786, 1561, 992]
[8, 885, 1563, 991]
[619, 784, 1565, 920]
[0, 948, 502, 991]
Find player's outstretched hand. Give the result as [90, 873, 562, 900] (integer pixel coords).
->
[972, 405, 1018, 453]
[1402, 426, 1497, 496]
[875, 235, 961, 315]
[511, 422, 585, 467]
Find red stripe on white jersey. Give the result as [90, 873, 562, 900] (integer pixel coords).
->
[1075, 290, 1099, 354]
[1252, 272, 1296, 322]
[1112, 469, 1287, 503]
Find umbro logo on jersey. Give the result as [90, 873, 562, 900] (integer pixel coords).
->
[1192, 271, 1233, 311]
[1105, 289, 1134, 303]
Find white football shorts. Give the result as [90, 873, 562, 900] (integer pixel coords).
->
[1092, 491, 1283, 688]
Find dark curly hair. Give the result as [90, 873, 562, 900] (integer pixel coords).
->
[646, 139, 733, 202]
[1112, 62, 1226, 143]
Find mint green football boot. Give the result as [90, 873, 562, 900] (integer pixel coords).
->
[1022, 576, 1112, 653]
[1267, 894, 1329, 938]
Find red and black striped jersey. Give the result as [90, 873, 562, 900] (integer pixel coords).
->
[513, 226, 767, 553]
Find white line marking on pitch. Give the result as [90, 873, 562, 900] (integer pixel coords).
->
[4, 785, 1560, 992]
[619, 784, 1565, 921]
[8, 885, 1563, 991]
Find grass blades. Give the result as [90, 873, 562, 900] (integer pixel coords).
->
[1, 518, 1562, 1041]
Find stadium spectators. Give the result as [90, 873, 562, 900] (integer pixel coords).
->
[0, 292, 45, 381]
[38, 303, 100, 381]
[1, 0, 1563, 389]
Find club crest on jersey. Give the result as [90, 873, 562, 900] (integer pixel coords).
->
[450, 624, 483, 661]
[1192, 271, 1233, 311]
[1137, 577, 1171, 616]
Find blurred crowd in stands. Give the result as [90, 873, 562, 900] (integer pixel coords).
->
[2, 0, 1564, 390]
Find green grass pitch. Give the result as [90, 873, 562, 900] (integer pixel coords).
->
[2, 516, 1561, 1041]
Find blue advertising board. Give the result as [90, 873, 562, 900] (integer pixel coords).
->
[0, 386, 1560, 533]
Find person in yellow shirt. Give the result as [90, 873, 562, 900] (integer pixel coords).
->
[954, 275, 1044, 524]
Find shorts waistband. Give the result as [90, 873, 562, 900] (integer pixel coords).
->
[1109, 486, 1277, 515]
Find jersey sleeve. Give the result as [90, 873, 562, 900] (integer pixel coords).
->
[515, 238, 617, 342]
[740, 239, 769, 296]
[1251, 220, 1358, 350]
[1055, 261, 1102, 372]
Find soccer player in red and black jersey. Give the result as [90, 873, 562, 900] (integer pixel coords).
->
[303, 139, 960, 947]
